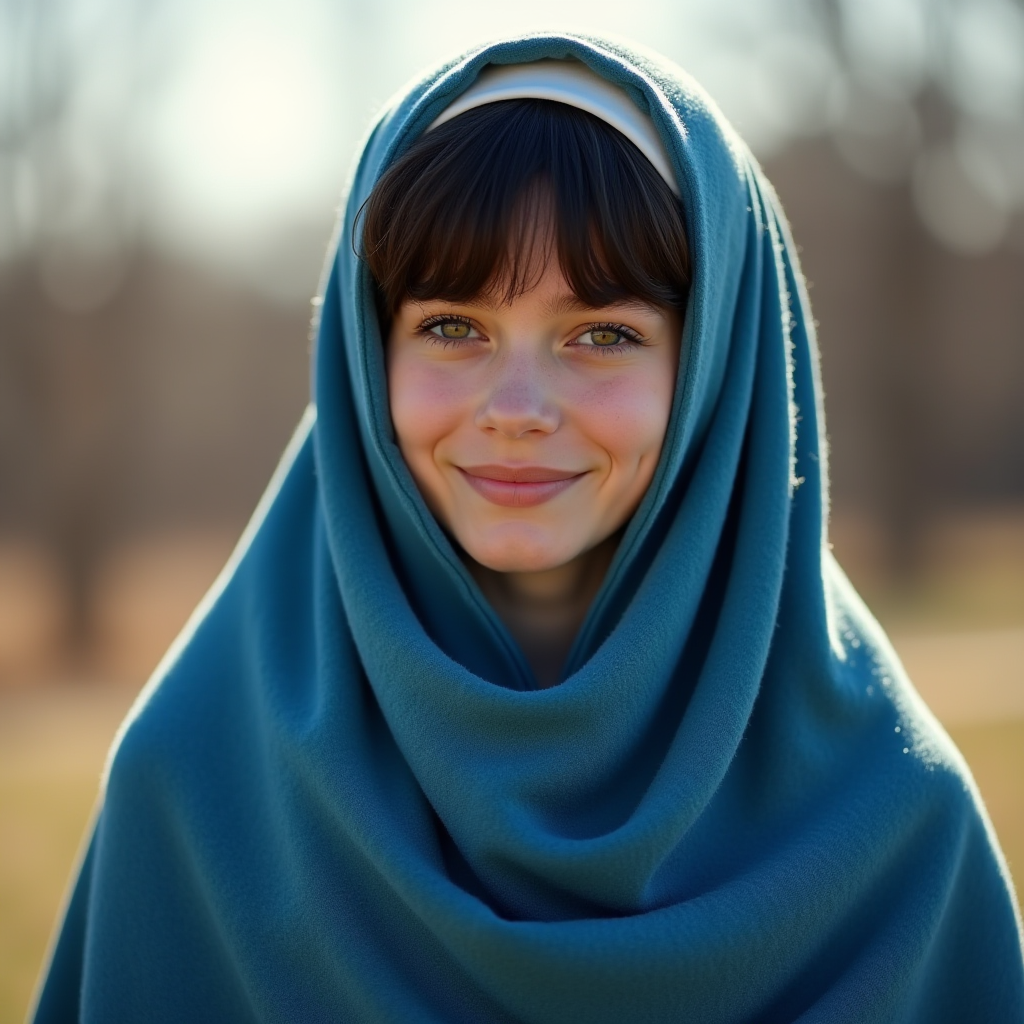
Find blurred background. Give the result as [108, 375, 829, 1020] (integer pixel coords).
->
[2, 0, 1023, 1017]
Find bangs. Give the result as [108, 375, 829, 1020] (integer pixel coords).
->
[359, 99, 691, 317]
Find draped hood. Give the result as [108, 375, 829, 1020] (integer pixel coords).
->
[33, 32, 1024, 1024]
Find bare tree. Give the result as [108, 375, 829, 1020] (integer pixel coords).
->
[0, 0, 171, 657]
[807, 0, 1024, 576]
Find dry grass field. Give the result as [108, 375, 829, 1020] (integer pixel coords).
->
[2, 667, 1022, 1023]
[0, 686, 125, 1023]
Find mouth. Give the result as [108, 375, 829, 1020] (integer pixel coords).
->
[457, 464, 586, 508]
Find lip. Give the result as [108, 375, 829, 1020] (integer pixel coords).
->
[457, 464, 585, 507]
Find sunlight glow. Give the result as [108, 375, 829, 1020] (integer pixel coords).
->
[149, 6, 345, 239]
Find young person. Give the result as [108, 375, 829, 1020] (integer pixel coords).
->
[33, 36, 1024, 1023]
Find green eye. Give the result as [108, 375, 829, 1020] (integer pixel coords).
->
[439, 321, 470, 339]
[576, 324, 644, 350]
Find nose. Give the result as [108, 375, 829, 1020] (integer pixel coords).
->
[475, 351, 560, 439]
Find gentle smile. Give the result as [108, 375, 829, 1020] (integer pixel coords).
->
[457, 465, 586, 507]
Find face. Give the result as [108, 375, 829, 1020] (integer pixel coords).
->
[386, 258, 682, 574]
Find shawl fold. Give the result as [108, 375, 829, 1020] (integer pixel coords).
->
[33, 33, 1024, 1023]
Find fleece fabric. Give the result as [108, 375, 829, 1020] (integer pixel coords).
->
[32, 33, 1024, 1024]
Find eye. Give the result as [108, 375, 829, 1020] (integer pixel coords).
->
[572, 324, 644, 349]
[587, 329, 621, 347]
[434, 321, 471, 340]
[420, 316, 481, 342]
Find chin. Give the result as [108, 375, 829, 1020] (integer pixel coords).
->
[460, 526, 578, 574]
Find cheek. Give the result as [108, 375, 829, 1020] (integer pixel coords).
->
[387, 356, 473, 455]
[572, 367, 676, 466]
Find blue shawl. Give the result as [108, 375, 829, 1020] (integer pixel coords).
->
[33, 34, 1024, 1023]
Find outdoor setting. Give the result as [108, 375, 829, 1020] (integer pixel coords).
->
[2, 0, 1023, 1019]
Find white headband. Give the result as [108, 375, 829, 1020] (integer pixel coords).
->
[428, 59, 679, 197]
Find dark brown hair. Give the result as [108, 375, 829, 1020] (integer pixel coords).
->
[359, 99, 690, 318]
